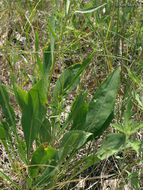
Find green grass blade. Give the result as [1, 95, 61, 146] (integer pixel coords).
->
[126, 67, 143, 87]
[0, 171, 22, 190]
[33, 162, 59, 188]
[65, 0, 70, 16]
[0, 83, 16, 127]
[75, 3, 107, 14]
[67, 154, 100, 181]
[35, 30, 43, 75]
[47, 21, 58, 41]
[49, 8, 56, 65]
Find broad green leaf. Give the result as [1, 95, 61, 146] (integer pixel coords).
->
[33, 79, 48, 105]
[13, 84, 33, 163]
[34, 131, 92, 187]
[0, 171, 22, 190]
[15, 80, 47, 159]
[83, 67, 120, 135]
[52, 53, 95, 112]
[96, 111, 114, 137]
[0, 125, 6, 140]
[97, 133, 126, 160]
[52, 63, 81, 111]
[0, 83, 15, 127]
[43, 45, 52, 76]
[64, 53, 95, 92]
[59, 130, 92, 163]
[61, 92, 88, 134]
[14, 87, 28, 110]
[69, 92, 88, 130]
[33, 156, 59, 188]
[127, 138, 143, 154]
[39, 118, 52, 144]
[29, 145, 57, 178]
[75, 3, 107, 13]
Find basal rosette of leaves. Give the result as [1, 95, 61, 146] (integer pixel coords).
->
[0, 50, 121, 189]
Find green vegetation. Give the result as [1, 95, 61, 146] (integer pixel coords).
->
[0, 0, 143, 189]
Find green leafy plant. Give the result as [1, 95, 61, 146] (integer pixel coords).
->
[0, 54, 120, 189]
[99, 100, 143, 158]
[96, 98, 143, 189]
[1, 0, 143, 189]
